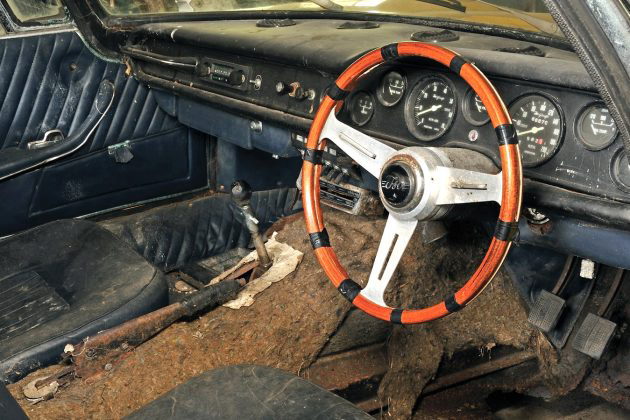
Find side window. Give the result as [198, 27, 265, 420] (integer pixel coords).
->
[1, 0, 67, 26]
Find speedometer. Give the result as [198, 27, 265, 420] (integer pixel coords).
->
[405, 76, 456, 142]
[509, 94, 564, 167]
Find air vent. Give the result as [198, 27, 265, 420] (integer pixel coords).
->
[256, 18, 297, 28]
[337, 21, 380, 29]
[495, 45, 545, 57]
[411, 29, 459, 42]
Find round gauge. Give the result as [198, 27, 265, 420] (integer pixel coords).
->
[377, 71, 406, 107]
[509, 94, 564, 167]
[462, 89, 490, 126]
[405, 77, 457, 142]
[577, 103, 618, 151]
[611, 149, 630, 193]
[349, 91, 375, 126]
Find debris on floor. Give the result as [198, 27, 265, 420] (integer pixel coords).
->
[8, 209, 379, 419]
[210, 232, 303, 309]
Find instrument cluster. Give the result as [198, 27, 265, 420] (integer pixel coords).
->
[338, 65, 630, 203]
[343, 69, 619, 169]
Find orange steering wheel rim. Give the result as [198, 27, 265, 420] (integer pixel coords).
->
[302, 42, 523, 324]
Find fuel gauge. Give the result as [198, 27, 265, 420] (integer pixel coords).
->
[577, 103, 618, 151]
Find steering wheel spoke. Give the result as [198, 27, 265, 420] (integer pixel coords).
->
[434, 166, 503, 205]
[320, 112, 395, 178]
[360, 214, 418, 307]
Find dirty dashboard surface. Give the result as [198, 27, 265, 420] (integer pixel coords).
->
[124, 19, 630, 212]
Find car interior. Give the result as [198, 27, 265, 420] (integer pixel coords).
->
[0, 0, 629, 418]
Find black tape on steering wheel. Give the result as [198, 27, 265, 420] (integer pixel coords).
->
[338, 279, 361, 302]
[495, 124, 519, 145]
[303, 148, 324, 165]
[309, 228, 331, 249]
[327, 83, 349, 101]
[494, 220, 519, 242]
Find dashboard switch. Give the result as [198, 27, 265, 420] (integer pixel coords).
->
[276, 81, 290, 94]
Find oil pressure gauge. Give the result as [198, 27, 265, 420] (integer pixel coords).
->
[577, 103, 618, 151]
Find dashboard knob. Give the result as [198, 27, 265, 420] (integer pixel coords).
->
[227, 70, 245, 86]
[276, 81, 290, 94]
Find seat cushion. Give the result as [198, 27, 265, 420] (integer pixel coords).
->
[0, 219, 167, 383]
[125, 365, 372, 420]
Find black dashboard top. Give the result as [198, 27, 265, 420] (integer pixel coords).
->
[125, 18, 630, 215]
[134, 19, 593, 91]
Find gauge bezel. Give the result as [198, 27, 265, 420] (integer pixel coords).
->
[610, 148, 630, 193]
[575, 101, 618, 151]
[348, 91, 375, 127]
[461, 87, 490, 126]
[508, 92, 565, 168]
[376, 70, 407, 107]
[404, 75, 458, 142]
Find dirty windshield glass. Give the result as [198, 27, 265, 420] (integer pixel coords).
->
[98, 0, 562, 37]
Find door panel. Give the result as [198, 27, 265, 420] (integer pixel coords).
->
[0, 30, 207, 235]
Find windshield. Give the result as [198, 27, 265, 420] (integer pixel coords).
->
[98, 0, 562, 37]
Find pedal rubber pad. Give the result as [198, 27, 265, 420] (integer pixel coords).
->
[572, 313, 617, 359]
[528, 289, 566, 332]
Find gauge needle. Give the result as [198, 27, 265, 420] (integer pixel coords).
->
[517, 126, 544, 136]
[416, 104, 442, 116]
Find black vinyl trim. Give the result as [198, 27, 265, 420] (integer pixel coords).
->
[495, 124, 519, 145]
[390, 308, 403, 324]
[327, 83, 349, 101]
[303, 148, 324, 165]
[338, 279, 361, 302]
[449, 55, 467, 74]
[445, 294, 463, 312]
[309, 228, 331, 249]
[380, 43, 399, 61]
[494, 220, 519, 241]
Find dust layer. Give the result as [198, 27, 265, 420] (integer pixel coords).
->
[8, 209, 382, 419]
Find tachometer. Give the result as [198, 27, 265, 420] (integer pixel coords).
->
[576, 103, 618, 151]
[509, 94, 563, 167]
[405, 76, 456, 142]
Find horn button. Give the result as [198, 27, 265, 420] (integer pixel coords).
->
[379, 162, 420, 209]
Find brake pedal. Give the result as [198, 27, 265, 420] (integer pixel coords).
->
[572, 313, 617, 359]
[527, 289, 566, 332]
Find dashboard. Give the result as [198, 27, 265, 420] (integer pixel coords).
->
[121, 18, 630, 213]
[336, 63, 628, 202]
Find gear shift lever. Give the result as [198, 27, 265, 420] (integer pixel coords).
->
[231, 181, 273, 276]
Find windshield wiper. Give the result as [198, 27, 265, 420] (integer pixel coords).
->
[417, 0, 466, 13]
[309, 0, 343, 11]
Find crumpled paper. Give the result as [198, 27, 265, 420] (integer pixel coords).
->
[210, 232, 303, 309]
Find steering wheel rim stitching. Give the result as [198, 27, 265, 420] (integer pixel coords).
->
[302, 42, 523, 324]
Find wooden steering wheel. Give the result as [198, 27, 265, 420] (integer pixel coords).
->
[302, 42, 522, 324]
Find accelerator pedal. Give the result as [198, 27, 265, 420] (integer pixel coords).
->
[572, 313, 617, 359]
[527, 289, 566, 332]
